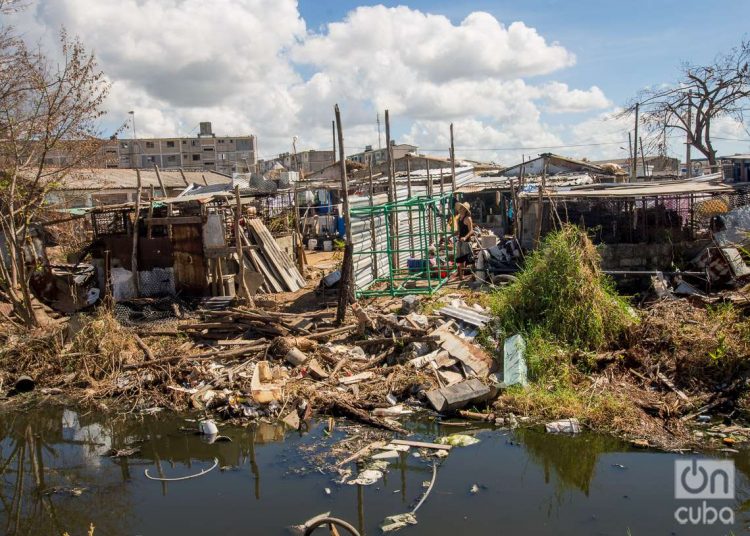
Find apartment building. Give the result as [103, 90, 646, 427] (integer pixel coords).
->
[43, 122, 257, 175]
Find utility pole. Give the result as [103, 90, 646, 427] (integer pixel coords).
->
[332, 120, 336, 164]
[129, 110, 137, 169]
[292, 136, 298, 174]
[640, 136, 647, 177]
[628, 133, 633, 182]
[335, 105, 354, 324]
[686, 92, 692, 178]
[377, 112, 382, 150]
[631, 102, 639, 182]
[385, 109, 398, 270]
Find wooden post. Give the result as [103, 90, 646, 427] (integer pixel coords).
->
[384, 109, 399, 269]
[103, 249, 112, 309]
[449, 123, 457, 193]
[147, 185, 155, 239]
[234, 185, 251, 303]
[335, 104, 354, 325]
[178, 168, 189, 187]
[368, 161, 378, 279]
[640, 136, 647, 177]
[332, 120, 336, 162]
[132, 169, 143, 295]
[628, 133, 633, 183]
[534, 156, 547, 248]
[426, 157, 434, 239]
[406, 156, 414, 254]
[153, 164, 167, 197]
[631, 102, 639, 182]
[201, 174, 208, 186]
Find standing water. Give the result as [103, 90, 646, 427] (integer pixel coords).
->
[0, 407, 748, 535]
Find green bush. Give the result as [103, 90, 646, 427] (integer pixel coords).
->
[489, 225, 635, 353]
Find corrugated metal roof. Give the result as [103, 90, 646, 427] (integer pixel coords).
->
[47, 168, 231, 190]
[525, 175, 733, 198]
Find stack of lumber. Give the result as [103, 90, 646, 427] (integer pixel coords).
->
[242, 218, 306, 293]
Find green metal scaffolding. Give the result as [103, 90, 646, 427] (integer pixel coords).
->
[351, 193, 456, 297]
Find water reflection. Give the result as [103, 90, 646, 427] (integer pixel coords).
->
[1, 408, 749, 535]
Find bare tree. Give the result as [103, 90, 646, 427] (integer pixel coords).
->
[0, 15, 110, 325]
[623, 40, 750, 167]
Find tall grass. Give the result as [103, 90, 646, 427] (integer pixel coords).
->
[489, 225, 634, 352]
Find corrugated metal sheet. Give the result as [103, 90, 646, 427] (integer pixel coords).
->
[350, 167, 478, 291]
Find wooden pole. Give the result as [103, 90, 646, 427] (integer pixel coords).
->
[631, 102, 639, 182]
[426, 157, 434, 239]
[153, 164, 167, 197]
[332, 120, 337, 163]
[449, 123, 457, 193]
[406, 156, 414, 254]
[132, 169, 143, 295]
[534, 156, 547, 248]
[201, 174, 208, 186]
[640, 136, 647, 177]
[384, 109, 399, 269]
[147, 185, 155, 239]
[628, 133, 633, 183]
[234, 185, 251, 303]
[178, 168, 189, 187]
[335, 104, 354, 325]
[368, 160, 378, 279]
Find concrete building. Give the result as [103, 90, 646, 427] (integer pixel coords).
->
[44, 122, 257, 175]
[721, 154, 750, 182]
[348, 142, 417, 166]
[259, 149, 335, 175]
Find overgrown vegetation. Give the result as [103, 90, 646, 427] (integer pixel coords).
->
[488, 225, 634, 376]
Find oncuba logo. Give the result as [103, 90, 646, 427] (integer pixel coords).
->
[674, 459, 734, 525]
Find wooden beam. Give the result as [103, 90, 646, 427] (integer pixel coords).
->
[144, 216, 203, 225]
[153, 164, 167, 197]
[132, 170, 142, 295]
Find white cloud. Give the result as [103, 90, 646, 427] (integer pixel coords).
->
[7, 2, 617, 161]
[540, 82, 611, 113]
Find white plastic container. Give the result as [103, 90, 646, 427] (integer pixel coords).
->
[323, 240, 333, 252]
[307, 238, 318, 250]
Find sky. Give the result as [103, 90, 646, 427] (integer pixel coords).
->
[7, 0, 750, 165]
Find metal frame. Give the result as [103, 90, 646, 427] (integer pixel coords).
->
[351, 193, 455, 297]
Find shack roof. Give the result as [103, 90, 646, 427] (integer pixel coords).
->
[522, 174, 733, 199]
[41, 168, 231, 190]
[501, 153, 606, 177]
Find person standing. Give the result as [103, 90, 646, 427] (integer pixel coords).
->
[454, 201, 474, 281]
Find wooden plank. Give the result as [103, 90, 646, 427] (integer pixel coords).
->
[246, 220, 296, 290]
[247, 219, 305, 290]
[390, 439, 452, 451]
[247, 248, 283, 293]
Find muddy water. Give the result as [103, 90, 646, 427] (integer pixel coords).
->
[1, 407, 749, 535]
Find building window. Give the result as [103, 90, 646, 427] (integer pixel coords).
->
[192, 154, 200, 161]
[182, 140, 187, 145]
[202, 146, 215, 152]
[167, 155, 177, 162]
[204, 161, 214, 167]
[191, 140, 198, 147]
[166, 141, 175, 148]
[218, 139, 224, 144]
[145, 141, 155, 149]
[146, 156, 155, 163]
[120, 142, 129, 149]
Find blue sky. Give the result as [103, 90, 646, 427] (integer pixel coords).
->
[301, 0, 747, 106]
